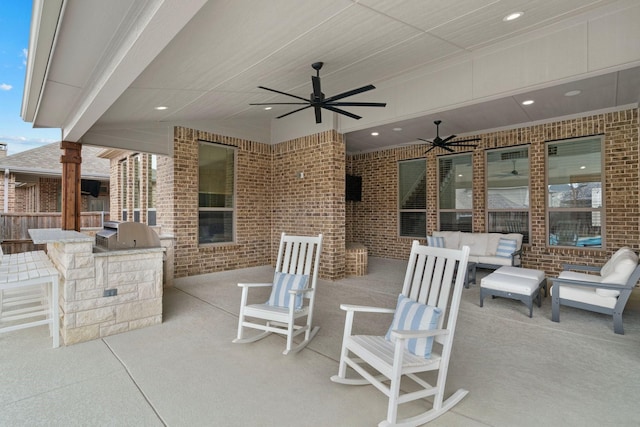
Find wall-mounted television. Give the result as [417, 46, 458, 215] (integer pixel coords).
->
[346, 174, 362, 202]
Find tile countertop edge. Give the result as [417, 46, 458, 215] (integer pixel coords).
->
[28, 229, 94, 244]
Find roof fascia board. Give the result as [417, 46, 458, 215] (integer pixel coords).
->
[21, 0, 65, 122]
[63, 0, 208, 143]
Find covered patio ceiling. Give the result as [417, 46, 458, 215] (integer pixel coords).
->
[22, 0, 640, 156]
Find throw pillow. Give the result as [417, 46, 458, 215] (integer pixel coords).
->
[267, 272, 309, 309]
[496, 238, 517, 258]
[427, 235, 445, 248]
[385, 294, 442, 358]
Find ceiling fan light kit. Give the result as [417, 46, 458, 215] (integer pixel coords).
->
[419, 120, 481, 153]
[250, 62, 386, 124]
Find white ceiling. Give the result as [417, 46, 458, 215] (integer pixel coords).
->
[26, 0, 640, 155]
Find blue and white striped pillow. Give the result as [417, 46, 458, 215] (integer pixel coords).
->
[385, 294, 442, 358]
[267, 272, 308, 309]
[427, 235, 445, 248]
[496, 238, 517, 258]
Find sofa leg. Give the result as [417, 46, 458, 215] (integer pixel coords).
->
[551, 294, 560, 323]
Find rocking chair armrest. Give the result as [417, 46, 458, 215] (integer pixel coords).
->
[288, 287, 313, 295]
[561, 263, 601, 273]
[237, 282, 273, 288]
[390, 328, 449, 340]
[339, 304, 395, 314]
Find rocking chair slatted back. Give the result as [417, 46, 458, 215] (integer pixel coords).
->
[276, 233, 322, 294]
[404, 245, 463, 341]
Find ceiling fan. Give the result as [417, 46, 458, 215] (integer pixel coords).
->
[250, 62, 386, 124]
[419, 120, 481, 153]
[496, 160, 524, 177]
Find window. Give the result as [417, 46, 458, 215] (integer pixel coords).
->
[438, 154, 472, 231]
[398, 159, 426, 238]
[147, 154, 157, 226]
[199, 142, 235, 244]
[133, 154, 141, 222]
[547, 136, 603, 247]
[486, 147, 530, 243]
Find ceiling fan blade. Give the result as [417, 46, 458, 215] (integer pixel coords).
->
[326, 102, 387, 107]
[322, 105, 362, 120]
[417, 138, 434, 144]
[250, 102, 309, 105]
[449, 137, 481, 144]
[276, 105, 312, 119]
[447, 143, 478, 148]
[443, 145, 455, 152]
[440, 134, 457, 144]
[314, 106, 322, 124]
[312, 75, 322, 99]
[425, 145, 437, 154]
[257, 86, 308, 102]
[324, 84, 375, 103]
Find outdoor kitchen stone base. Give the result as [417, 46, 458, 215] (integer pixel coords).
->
[29, 229, 164, 346]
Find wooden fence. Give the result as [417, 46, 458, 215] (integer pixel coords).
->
[0, 212, 109, 254]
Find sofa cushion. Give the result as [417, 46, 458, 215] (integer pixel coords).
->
[496, 238, 517, 258]
[600, 251, 638, 285]
[551, 284, 617, 309]
[478, 256, 512, 266]
[600, 247, 634, 277]
[558, 271, 601, 282]
[427, 236, 445, 248]
[460, 233, 488, 256]
[432, 231, 460, 250]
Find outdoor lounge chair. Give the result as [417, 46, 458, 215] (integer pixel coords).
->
[331, 241, 470, 426]
[551, 247, 640, 334]
[233, 232, 323, 354]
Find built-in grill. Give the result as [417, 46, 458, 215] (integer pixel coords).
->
[95, 221, 161, 251]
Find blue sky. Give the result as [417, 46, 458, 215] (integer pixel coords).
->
[0, 1, 60, 155]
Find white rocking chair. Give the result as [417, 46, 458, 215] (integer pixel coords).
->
[331, 241, 470, 426]
[233, 232, 323, 354]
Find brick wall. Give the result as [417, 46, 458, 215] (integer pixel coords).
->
[347, 108, 639, 276]
[169, 127, 272, 278]
[164, 127, 344, 280]
[39, 178, 59, 212]
[272, 130, 346, 280]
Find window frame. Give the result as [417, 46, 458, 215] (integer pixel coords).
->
[437, 153, 473, 232]
[198, 141, 237, 245]
[485, 145, 531, 243]
[397, 158, 427, 238]
[545, 135, 605, 249]
[119, 158, 128, 221]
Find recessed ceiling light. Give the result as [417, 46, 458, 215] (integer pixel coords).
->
[154, 106, 168, 110]
[580, 165, 586, 170]
[393, 127, 403, 132]
[503, 11, 523, 22]
[457, 174, 463, 177]
[522, 100, 534, 106]
[564, 90, 582, 97]
[264, 106, 272, 110]
[371, 132, 379, 136]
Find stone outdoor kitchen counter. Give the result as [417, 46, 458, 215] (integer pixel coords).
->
[28, 228, 164, 346]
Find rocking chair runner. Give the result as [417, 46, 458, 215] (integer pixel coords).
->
[331, 241, 470, 426]
[233, 232, 323, 354]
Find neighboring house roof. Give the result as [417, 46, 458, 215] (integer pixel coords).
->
[0, 142, 110, 180]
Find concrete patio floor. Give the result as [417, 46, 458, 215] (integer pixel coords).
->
[1, 257, 639, 426]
